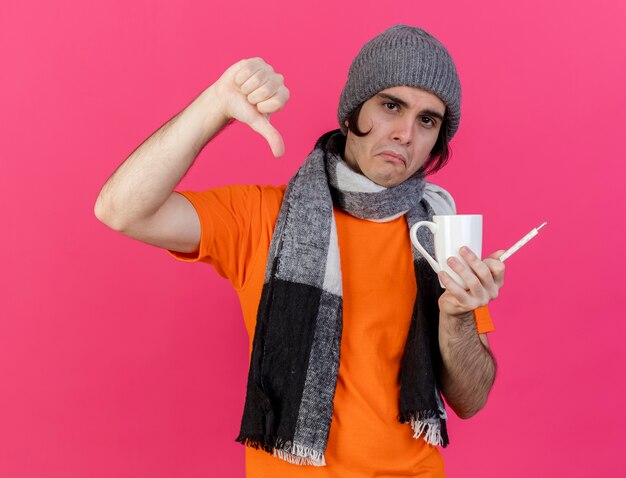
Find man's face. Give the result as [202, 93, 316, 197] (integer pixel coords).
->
[343, 86, 446, 188]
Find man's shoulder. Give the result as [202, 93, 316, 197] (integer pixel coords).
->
[423, 181, 457, 215]
[178, 184, 287, 218]
[208, 183, 286, 193]
[218, 184, 287, 216]
[203, 183, 287, 201]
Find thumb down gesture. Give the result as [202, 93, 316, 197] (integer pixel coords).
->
[213, 57, 290, 157]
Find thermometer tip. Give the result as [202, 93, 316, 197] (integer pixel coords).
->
[537, 222, 547, 231]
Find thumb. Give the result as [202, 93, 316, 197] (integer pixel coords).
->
[248, 113, 285, 158]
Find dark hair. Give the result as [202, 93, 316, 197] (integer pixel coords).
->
[345, 103, 451, 177]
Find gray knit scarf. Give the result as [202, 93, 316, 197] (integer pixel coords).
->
[236, 129, 456, 466]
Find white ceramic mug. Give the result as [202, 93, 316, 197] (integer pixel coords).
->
[409, 215, 483, 289]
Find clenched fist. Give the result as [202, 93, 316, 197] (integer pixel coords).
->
[213, 58, 290, 157]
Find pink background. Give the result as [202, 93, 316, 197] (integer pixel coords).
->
[1, 0, 625, 476]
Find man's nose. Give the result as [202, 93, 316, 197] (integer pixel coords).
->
[391, 117, 414, 144]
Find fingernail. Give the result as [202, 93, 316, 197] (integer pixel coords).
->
[448, 257, 459, 266]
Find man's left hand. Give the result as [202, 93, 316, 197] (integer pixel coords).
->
[437, 247, 506, 319]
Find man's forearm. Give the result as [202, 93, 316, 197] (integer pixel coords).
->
[439, 312, 496, 419]
[94, 84, 231, 230]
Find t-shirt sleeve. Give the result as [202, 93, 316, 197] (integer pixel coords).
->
[474, 305, 495, 333]
[166, 185, 283, 290]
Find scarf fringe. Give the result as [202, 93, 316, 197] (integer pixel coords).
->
[235, 435, 275, 454]
[410, 417, 444, 447]
[399, 411, 446, 447]
[236, 435, 326, 466]
[273, 444, 326, 467]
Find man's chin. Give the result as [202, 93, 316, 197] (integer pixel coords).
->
[369, 175, 402, 189]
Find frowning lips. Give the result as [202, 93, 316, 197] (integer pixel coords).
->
[377, 149, 407, 166]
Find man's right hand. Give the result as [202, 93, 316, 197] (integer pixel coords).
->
[95, 57, 290, 255]
[212, 58, 290, 157]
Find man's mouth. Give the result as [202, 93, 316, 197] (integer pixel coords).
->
[378, 150, 407, 166]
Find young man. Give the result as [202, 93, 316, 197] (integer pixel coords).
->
[95, 25, 505, 477]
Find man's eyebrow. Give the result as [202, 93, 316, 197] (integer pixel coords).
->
[376, 93, 445, 121]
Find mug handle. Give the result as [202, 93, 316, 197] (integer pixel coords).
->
[409, 221, 441, 274]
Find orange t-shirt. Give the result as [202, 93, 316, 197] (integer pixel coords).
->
[169, 185, 494, 478]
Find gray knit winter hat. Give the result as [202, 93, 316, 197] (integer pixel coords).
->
[338, 24, 462, 139]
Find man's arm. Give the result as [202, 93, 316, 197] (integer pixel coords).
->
[439, 316, 496, 419]
[94, 58, 289, 253]
[436, 246, 506, 419]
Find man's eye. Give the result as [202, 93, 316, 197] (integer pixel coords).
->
[420, 116, 434, 126]
[384, 102, 398, 111]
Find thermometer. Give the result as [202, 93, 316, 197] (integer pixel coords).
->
[499, 222, 547, 262]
